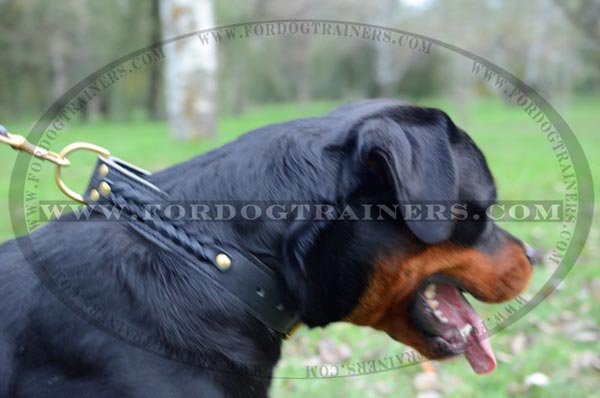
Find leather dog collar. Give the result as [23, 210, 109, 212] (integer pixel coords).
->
[82, 155, 300, 336]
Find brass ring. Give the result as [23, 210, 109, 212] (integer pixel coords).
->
[54, 142, 111, 204]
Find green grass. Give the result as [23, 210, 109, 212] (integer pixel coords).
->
[0, 97, 598, 397]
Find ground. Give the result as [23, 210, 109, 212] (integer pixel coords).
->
[0, 97, 598, 397]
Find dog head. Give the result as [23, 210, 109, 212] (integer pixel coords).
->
[276, 100, 533, 374]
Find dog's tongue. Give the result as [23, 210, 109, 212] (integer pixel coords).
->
[432, 283, 497, 375]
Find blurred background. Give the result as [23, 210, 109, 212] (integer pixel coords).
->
[0, 0, 599, 397]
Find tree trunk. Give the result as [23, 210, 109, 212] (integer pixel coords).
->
[49, 29, 68, 117]
[371, 0, 405, 97]
[290, 37, 310, 103]
[523, 0, 545, 91]
[160, 0, 218, 140]
[147, 0, 162, 120]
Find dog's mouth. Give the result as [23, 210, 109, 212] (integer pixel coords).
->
[408, 275, 496, 374]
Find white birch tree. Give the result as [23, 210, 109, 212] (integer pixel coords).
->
[160, 0, 218, 140]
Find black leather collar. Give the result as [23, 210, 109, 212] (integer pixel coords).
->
[82, 155, 300, 335]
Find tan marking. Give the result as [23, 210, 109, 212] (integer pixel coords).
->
[345, 242, 532, 358]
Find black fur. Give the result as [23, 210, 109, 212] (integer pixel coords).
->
[0, 99, 510, 397]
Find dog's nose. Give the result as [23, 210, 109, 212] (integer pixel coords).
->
[523, 242, 536, 266]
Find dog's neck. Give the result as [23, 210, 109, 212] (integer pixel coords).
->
[34, 217, 285, 387]
[145, 140, 369, 327]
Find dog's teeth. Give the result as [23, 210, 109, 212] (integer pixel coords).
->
[425, 284, 436, 299]
[459, 323, 473, 342]
[428, 299, 439, 309]
[433, 309, 449, 323]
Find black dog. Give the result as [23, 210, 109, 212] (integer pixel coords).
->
[0, 99, 532, 397]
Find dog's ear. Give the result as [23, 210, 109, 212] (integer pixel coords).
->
[355, 109, 457, 244]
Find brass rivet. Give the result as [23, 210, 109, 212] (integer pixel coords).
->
[215, 253, 231, 270]
[99, 164, 109, 176]
[99, 181, 111, 196]
[89, 189, 100, 202]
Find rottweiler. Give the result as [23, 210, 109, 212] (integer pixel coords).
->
[0, 99, 533, 397]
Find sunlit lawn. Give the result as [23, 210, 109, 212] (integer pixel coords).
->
[0, 97, 598, 397]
